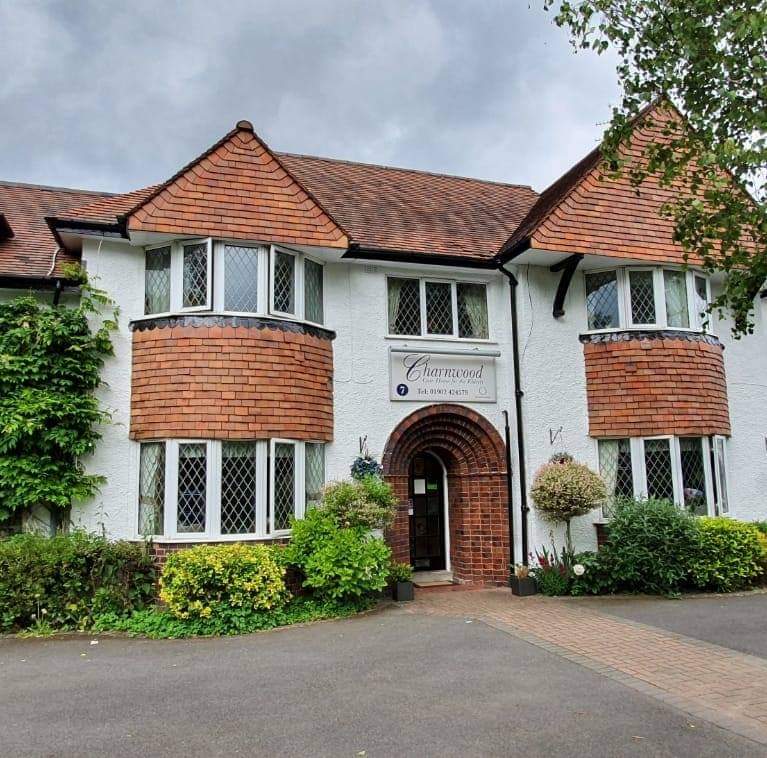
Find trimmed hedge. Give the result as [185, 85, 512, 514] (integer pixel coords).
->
[0, 532, 155, 632]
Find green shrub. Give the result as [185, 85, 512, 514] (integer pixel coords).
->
[284, 507, 339, 569]
[602, 498, 700, 595]
[303, 528, 392, 601]
[159, 543, 286, 622]
[529, 543, 574, 596]
[319, 475, 397, 530]
[752, 521, 767, 536]
[569, 551, 618, 596]
[0, 532, 155, 632]
[531, 459, 606, 551]
[689, 517, 764, 592]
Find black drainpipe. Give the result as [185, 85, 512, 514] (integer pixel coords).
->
[502, 410, 515, 569]
[52, 279, 63, 307]
[499, 265, 530, 565]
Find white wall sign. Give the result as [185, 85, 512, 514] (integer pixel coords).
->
[389, 349, 497, 403]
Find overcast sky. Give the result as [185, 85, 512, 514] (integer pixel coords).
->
[0, 0, 619, 195]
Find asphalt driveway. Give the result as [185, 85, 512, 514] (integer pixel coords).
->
[1, 602, 765, 758]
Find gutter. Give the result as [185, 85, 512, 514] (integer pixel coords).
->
[498, 263, 530, 566]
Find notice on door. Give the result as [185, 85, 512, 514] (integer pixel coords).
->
[389, 350, 497, 403]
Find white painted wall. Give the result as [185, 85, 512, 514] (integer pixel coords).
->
[68, 235, 767, 559]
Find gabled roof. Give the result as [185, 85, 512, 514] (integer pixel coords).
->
[54, 123, 538, 264]
[0, 181, 111, 280]
[499, 101, 706, 265]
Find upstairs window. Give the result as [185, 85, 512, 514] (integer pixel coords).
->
[387, 277, 489, 339]
[141, 240, 324, 324]
[585, 267, 710, 333]
[144, 246, 171, 315]
[597, 435, 728, 518]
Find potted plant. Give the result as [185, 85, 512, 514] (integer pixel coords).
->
[510, 563, 537, 596]
[390, 561, 414, 601]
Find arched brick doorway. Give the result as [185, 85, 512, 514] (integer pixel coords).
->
[382, 404, 509, 585]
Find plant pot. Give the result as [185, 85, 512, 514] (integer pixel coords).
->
[393, 580, 414, 602]
[510, 575, 537, 597]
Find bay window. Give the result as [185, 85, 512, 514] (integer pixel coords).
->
[597, 435, 729, 518]
[584, 267, 711, 333]
[142, 239, 324, 325]
[387, 276, 489, 339]
[138, 439, 325, 538]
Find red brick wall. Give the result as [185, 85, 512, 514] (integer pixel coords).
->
[583, 333, 730, 437]
[382, 404, 510, 586]
[131, 319, 334, 441]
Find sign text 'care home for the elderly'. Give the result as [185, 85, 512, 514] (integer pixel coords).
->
[389, 348, 498, 403]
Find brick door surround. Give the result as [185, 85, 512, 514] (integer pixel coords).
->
[382, 404, 509, 586]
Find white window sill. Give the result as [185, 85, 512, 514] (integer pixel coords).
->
[137, 533, 291, 543]
[384, 334, 498, 345]
[581, 326, 714, 338]
[131, 311, 328, 330]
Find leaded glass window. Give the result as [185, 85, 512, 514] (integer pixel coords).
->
[644, 438, 674, 501]
[714, 437, 729, 515]
[629, 270, 656, 325]
[177, 443, 207, 533]
[664, 270, 690, 328]
[273, 251, 296, 314]
[138, 442, 165, 535]
[388, 278, 421, 335]
[221, 442, 258, 534]
[598, 439, 634, 518]
[224, 245, 259, 312]
[680, 437, 707, 515]
[183, 242, 209, 308]
[305, 443, 325, 510]
[457, 282, 489, 339]
[272, 443, 296, 532]
[425, 282, 454, 335]
[144, 247, 171, 315]
[585, 270, 619, 330]
[304, 258, 324, 324]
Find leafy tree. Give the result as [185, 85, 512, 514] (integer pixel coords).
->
[544, 0, 767, 335]
[0, 268, 117, 526]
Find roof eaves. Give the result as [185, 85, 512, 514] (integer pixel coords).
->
[344, 243, 497, 269]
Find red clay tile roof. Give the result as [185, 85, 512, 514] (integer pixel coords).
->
[0, 182, 111, 279]
[277, 153, 539, 262]
[500, 102, 713, 266]
[55, 123, 538, 263]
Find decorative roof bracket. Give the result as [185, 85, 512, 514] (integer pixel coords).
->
[550, 253, 584, 318]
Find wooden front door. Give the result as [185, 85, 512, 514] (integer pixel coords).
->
[409, 453, 446, 571]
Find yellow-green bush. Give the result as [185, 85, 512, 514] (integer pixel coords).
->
[160, 543, 286, 621]
[689, 517, 764, 592]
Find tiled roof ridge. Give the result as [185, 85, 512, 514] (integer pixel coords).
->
[0, 179, 114, 197]
[276, 150, 535, 191]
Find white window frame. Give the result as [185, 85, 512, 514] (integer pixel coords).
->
[137, 438, 314, 540]
[214, 241, 268, 317]
[712, 435, 730, 516]
[596, 434, 726, 518]
[269, 439, 305, 536]
[177, 238, 213, 313]
[269, 245, 300, 319]
[302, 254, 326, 327]
[584, 266, 712, 335]
[386, 274, 491, 341]
[143, 243, 173, 317]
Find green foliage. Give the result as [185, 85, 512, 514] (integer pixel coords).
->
[0, 271, 117, 522]
[600, 498, 700, 595]
[319, 475, 397, 530]
[753, 521, 767, 536]
[544, 1, 767, 335]
[389, 561, 413, 583]
[529, 542, 575, 596]
[0, 532, 155, 632]
[93, 596, 371, 639]
[688, 517, 764, 592]
[569, 551, 618, 596]
[531, 458, 606, 551]
[159, 543, 286, 622]
[286, 508, 392, 601]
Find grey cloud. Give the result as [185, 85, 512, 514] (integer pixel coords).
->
[0, 0, 619, 194]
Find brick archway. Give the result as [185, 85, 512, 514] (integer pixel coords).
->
[382, 404, 509, 585]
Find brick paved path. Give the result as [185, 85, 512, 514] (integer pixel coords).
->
[403, 589, 767, 747]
